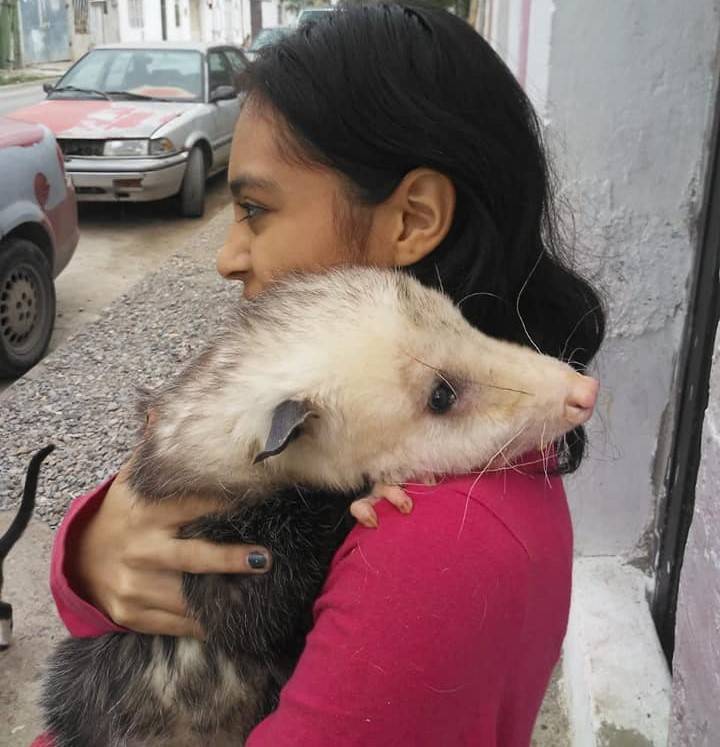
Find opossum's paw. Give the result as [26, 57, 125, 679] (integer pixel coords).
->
[350, 483, 413, 529]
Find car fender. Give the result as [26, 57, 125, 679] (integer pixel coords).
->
[181, 131, 214, 171]
[0, 200, 56, 267]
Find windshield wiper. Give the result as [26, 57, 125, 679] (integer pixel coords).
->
[106, 90, 174, 102]
[52, 85, 111, 100]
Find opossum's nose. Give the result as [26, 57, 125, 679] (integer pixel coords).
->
[564, 374, 599, 426]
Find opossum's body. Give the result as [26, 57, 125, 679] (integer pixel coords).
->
[42, 268, 598, 746]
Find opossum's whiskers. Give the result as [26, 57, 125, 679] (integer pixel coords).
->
[457, 290, 504, 309]
[540, 422, 552, 488]
[515, 249, 543, 354]
[403, 353, 458, 399]
[560, 303, 602, 363]
[403, 351, 534, 397]
[434, 263, 445, 295]
[457, 424, 528, 540]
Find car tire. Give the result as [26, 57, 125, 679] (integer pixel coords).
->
[0, 238, 56, 378]
[179, 147, 207, 218]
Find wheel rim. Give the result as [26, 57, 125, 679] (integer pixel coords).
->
[0, 263, 44, 357]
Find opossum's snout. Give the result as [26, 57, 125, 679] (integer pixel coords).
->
[564, 374, 599, 426]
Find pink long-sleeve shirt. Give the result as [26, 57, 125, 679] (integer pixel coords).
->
[35, 457, 572, 746]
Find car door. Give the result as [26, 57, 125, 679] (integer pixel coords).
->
[207, 48, 240, 168]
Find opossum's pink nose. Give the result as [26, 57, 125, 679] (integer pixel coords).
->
[565, 375, 599, 426]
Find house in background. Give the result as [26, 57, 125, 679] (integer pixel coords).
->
[73, 0, 283, 51]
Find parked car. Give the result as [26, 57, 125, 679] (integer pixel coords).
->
[247, 27, 293, 58]
[8, 42, 248, 218]
[297, 7, 334, 25]
[0, 117, 79, 377]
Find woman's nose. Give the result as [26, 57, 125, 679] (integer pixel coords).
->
[217, 232, 251, 279]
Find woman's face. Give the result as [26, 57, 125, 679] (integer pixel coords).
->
[217, 103, 393, 298]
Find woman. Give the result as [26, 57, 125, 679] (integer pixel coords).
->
[40, 5, 604, 745]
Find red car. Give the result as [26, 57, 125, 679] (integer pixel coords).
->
[0, 117, 79, 377]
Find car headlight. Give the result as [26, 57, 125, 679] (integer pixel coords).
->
[149, 137, 177, 156]
[103, 139, 149, 157]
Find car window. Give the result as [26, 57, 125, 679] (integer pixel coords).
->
[208, 51, 234, 92]
[105, 54, 132, 90]
[223, 49, 246, 90]
[54, 49, 204, 101]
[58, 50, 108, 89]
[224, 49, 246, 75]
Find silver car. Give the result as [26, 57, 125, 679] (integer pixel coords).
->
[8, 42, 247, 217]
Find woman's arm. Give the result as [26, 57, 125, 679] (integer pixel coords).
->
[50, 464, 272, 638]
[246, 481, 556, 747]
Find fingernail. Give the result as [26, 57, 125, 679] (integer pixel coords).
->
[248, 551, 268, 570]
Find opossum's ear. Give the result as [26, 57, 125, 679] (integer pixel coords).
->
[254, 399, 315, 463]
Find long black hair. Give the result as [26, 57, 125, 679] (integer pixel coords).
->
[241, 3, 605, 472]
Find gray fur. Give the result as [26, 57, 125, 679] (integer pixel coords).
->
[41, 267, 591, 745]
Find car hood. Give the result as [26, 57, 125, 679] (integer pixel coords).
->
[0, 116, 47, 148]
[7, 100, 194, 140]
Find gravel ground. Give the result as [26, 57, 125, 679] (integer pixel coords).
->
[0, 207, 239, 527]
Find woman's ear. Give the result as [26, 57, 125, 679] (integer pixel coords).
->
[387, 168, 456, 267]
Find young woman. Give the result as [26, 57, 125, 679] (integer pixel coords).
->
[38, 5, 604, 745]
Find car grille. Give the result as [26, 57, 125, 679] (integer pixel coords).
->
[57, 139, 105, 157]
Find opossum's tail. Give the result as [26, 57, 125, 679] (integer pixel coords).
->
[0, 444, 55, 561]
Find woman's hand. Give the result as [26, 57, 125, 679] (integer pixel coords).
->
[66, 461, 271, 639]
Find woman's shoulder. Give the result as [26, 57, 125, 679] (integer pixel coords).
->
[323, 462, 572, 619]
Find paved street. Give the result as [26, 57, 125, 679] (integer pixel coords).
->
[0, 173, 232, 395]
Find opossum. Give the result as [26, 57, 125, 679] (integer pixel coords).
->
[1, 445, 54, 650]
[41, 267, 598, 747]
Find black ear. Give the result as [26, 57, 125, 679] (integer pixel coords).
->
[254, 399, 315, 464]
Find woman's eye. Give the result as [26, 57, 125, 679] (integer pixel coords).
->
[236, 201, 266, 222]
[428, 379, 457, 414]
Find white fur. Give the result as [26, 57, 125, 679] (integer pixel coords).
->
[144, 268, 590, 494]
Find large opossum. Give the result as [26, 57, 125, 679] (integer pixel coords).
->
[41, 267, 598, 746]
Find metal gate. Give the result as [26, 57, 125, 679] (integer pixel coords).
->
[19, 0, 71, 64]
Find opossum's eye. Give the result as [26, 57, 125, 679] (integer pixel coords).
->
[428, 379, 457, 414]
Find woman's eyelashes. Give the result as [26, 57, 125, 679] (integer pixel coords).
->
[235, 200, 267, 223]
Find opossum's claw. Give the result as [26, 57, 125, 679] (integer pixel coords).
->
[350, 484, 414, 528]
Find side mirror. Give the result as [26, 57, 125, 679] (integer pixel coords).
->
[210, 85, 237, 102]
[42, 80, 58, 94]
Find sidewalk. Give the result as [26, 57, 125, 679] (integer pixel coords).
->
[0, 61, 71, 87]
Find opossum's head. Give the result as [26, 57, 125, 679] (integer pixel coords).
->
[248, 268, 598, 490]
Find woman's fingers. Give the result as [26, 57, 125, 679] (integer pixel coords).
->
[113, 607, 206, 639]
[153, 536, 273, 576]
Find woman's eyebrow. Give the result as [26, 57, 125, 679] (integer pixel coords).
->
[229, 174, 279, 197]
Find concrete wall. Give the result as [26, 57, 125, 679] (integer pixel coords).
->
[670, 338, 720, 744]
[487, 0, 720, 558]
[112, 0, 252, 45]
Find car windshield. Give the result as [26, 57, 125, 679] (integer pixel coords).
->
[52, 49, 204, 102]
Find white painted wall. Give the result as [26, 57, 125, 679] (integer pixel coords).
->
[488, 0, 720, 558]
[113, 0, 251, 45]
[117, 0, 164, 42]
[670, 333, 720, 745]
[261, 1, 280, 30]
[200, 0, 252, 45]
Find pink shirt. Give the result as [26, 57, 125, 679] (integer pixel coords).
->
[36, 458, 572, 746]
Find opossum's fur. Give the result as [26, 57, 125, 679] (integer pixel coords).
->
[42, 267, 590, 747]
